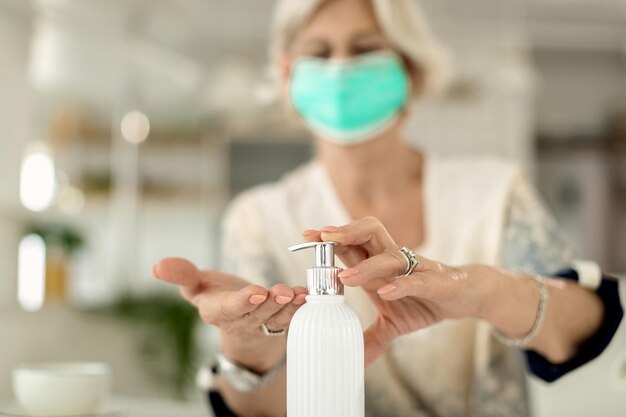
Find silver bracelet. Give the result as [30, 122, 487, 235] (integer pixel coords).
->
[213, 353, 286, 392]
[491, 273, 549, 348]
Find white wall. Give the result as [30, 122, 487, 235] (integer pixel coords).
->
[404, 42, 536, 173]
[402, 1, 536, 172]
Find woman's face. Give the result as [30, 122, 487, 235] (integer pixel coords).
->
[278, 0, 418, 142]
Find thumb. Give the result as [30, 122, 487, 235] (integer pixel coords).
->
[363, 316, 394, 367]
[152, 257, 200, 287]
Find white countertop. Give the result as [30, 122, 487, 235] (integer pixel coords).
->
[0, 397, 212, 417]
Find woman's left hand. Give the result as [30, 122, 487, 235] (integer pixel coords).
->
[302, 216, 491, 366]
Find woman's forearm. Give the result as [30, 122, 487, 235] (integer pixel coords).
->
[466, 264, 604, 363]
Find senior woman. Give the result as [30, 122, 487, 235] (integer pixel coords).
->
[152, 0, 623, 416]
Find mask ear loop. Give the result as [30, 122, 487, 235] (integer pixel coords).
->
[398, 51, 427, 100]
[391, 51, 422, 132]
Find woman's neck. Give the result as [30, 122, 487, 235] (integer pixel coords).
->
[314, 125, 423, 207]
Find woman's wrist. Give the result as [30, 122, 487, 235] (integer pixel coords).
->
[221, 330, 286, 373]
[464, 264, 541, 340]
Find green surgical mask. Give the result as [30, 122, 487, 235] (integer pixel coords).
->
[289, 50, 409, 145]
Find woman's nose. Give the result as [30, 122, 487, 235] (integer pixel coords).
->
[328, 46, 354, 60]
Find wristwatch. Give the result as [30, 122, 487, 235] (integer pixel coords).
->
[211, 353, 286, 392]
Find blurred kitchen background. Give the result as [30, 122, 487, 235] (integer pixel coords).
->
[0, 0, 625, 415]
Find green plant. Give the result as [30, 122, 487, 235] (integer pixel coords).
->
[26, 223, 85, 256]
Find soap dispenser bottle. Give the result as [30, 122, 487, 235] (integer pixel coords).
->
[287, 241, 364, 417]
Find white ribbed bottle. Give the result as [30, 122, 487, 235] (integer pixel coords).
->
[287, 242, 364, 417]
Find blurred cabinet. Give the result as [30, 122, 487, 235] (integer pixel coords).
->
[228, 136, 312, 195]
[537, 142, 626, 272]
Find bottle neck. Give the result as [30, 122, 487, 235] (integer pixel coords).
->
[305, 294, 345, 303]
[307, 267, 344, 295]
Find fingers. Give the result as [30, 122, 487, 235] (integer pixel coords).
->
[376, 261, 460, 302]
[376, 272, 432, 301]
[155, 257, 309, 335]
[247, 284, 295, 325]
[303, 216, 397, 267]
[302, 228, 369, 267]
[154, 258, 253, 305]
[265, 286, 308, 330]
[337, 249, 408, 287]
[319, 216, 397, 254]
[197, 283, 308, 332]
[197, 284, 268, 322]
[223, 285, 271, 316]
[302, 229, 321, 242]
[152, 257, 200, 287]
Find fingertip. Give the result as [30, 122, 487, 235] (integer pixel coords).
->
[293, 286, 308, 296]
[270, 283, 295, 298]
[275, 295, 293, 305]
[320, 230, 350, 244]
[339, 277, 358, 287]
[337, 267, 358, 279]
[224, 286, 268, 315]
[292, 294, 307, 305]
[379, 293, 399, 301]
[302, 229, 321, 242]
[249, 294, 268, 305]
[245, 285, 268, 297]
[274, 288, 294, 303]
[153, 257, 198, 283]
[244, 284, 269, 305]
[377, 284, 397, 296]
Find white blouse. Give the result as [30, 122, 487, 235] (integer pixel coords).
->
[218, 151, 572, 417]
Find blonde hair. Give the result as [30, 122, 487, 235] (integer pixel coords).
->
[269, 0, 451, 95]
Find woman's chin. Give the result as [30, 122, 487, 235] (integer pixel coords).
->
[313, 129, 399, 150]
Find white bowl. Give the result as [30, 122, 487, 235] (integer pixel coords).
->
[12, 362, 110, 416]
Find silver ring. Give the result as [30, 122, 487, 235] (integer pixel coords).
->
[399, 246, 419, 276]
[262, 323, 286, 336]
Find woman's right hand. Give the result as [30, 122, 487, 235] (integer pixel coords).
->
[152, 257, 307, 372]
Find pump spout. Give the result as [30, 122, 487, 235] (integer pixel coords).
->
[288, 241, 337, 267]
[288, 241, 343, 296]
